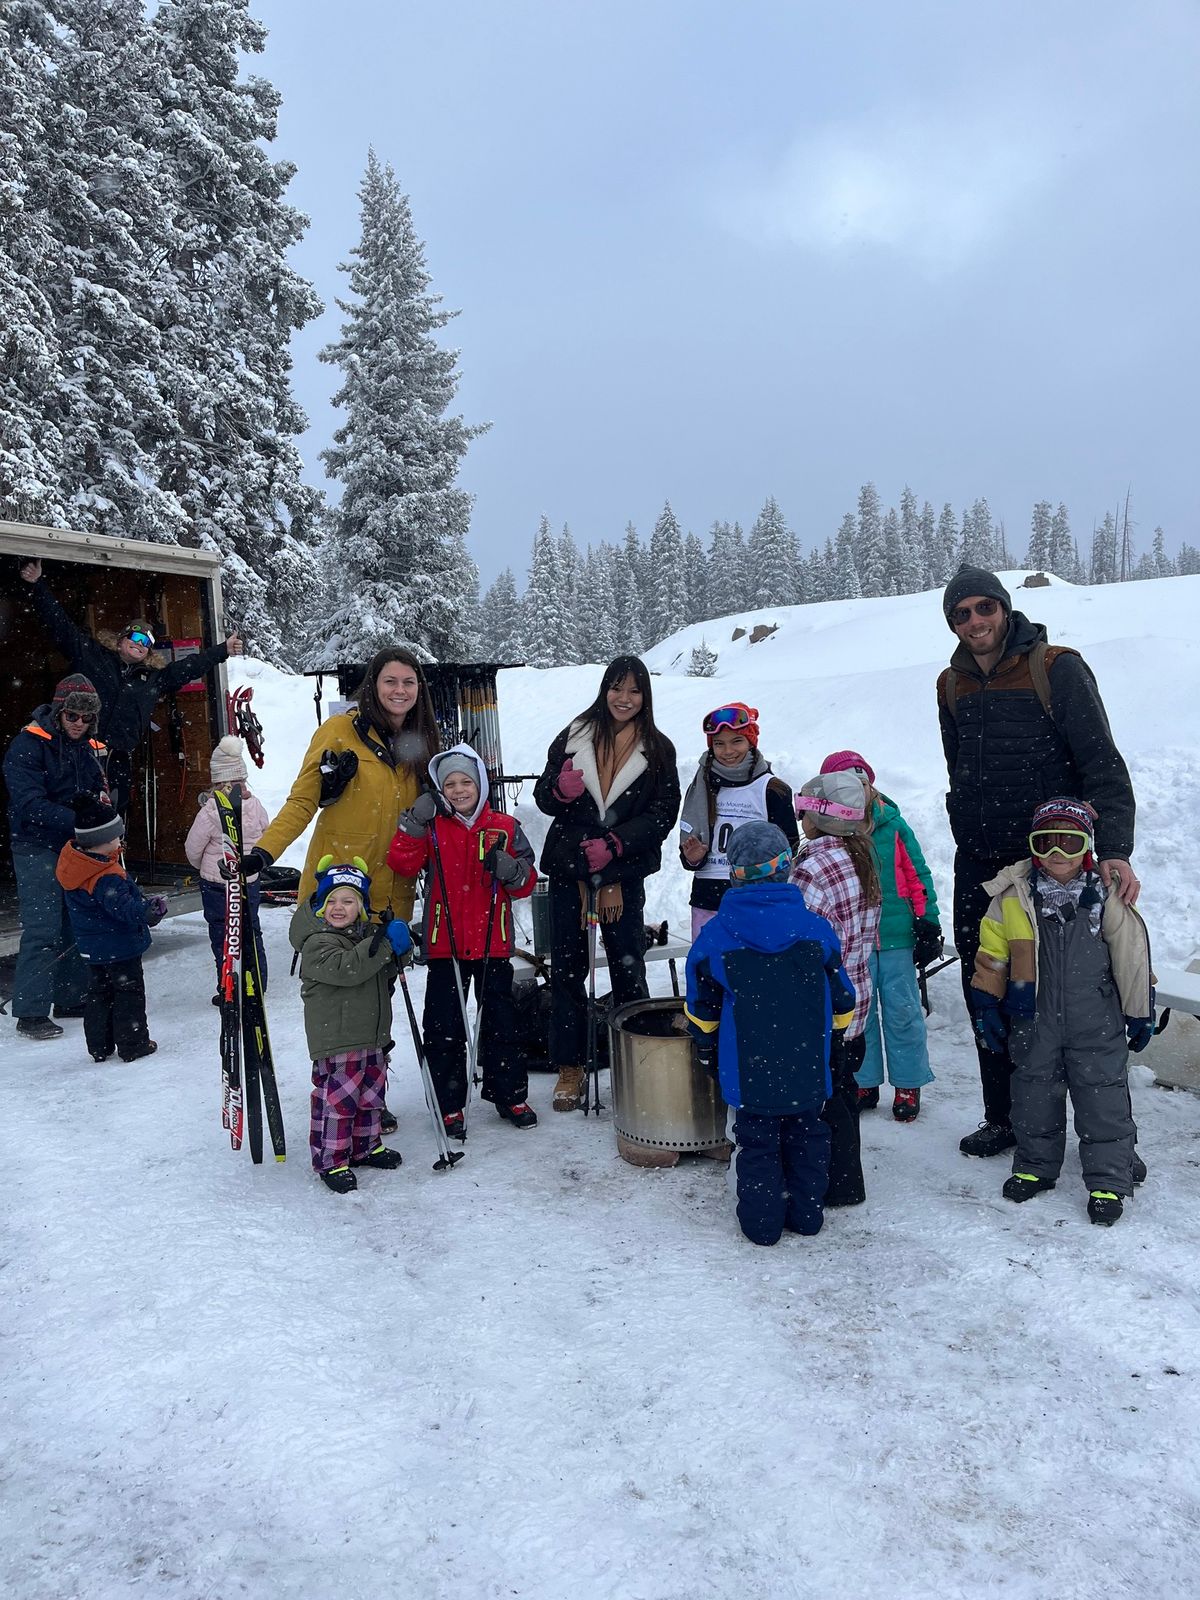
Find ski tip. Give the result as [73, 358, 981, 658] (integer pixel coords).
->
[274, 1154, 286, 1164]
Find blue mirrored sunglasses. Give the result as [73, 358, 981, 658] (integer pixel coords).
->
[126, 629, 155, 648]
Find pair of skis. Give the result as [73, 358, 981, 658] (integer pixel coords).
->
[216, 787, 285, 1164]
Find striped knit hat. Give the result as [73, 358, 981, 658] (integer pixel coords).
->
[1030, 796, 1097, 864]
[72, 791, 124, 849]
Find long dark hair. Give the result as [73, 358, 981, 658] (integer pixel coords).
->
[845, 832, 882, 907]
[355, 648, 442, 770]
[575, 655, 672, 778]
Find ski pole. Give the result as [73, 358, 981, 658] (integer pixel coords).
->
[583, 875, 603, 1116]
[427, 820, 476, 1123]
[465, 829, 504, 1108]
[396, 968, 464, 1172]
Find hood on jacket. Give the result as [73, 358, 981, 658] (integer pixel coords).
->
[715, 880, 821, 953]
[982, 859, 1036, 899]
[949, 611, 1046, 680]
[288, 893, 372, 953]
[56, 840, 122, 892]
[429, 742, 490, 829]
[24, 705, 107, 752]
[95, 628, 171, 671]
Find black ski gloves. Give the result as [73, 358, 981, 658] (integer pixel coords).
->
[318, 748, 359, 808]
[482, 840, 525, 887]
[912, 918, 944, 969]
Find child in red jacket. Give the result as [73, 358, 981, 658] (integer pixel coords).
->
[387, 743, 538, 1137]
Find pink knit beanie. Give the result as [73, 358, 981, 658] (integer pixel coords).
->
[820, 750, 876, 787]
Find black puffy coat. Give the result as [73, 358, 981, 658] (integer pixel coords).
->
[29, 580, 229, 753]
[3, 708, 109, 850]
[937, 611, 1135, 862]
[534, 720, 681, 886]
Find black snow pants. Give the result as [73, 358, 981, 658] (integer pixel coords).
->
[954, 850, 1016, 1125]
[84, 957, 151, 1061]
[546, 874, 647, 1068]
[822, 1031, 867, 1206]
[423, 957, 526, 1116]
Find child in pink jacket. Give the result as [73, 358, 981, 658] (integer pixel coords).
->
[185, 736, 270, 997]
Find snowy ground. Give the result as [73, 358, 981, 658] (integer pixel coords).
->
[6, 575, 1200, 1597]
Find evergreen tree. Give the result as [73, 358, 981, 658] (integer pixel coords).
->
[1090, 512, 1119, 585]
[316, 150, 486, 664]
[522, 515, 564, 668]
[930, 503, 959, 585]
[856, 484, 887, 597]
[1027, 501, 1053, 570]
[895, 485, 922, 594]
[835, 512, 862, 599]
[613, 522, 643, 654]
[688, 639, 718, 677]
[683, 530, 709, 624]
[556, 523, 584, 663]
[646, 501, 687, 645]
[478, 567, 522, 659]
[1152, 526, 1173, 578]
[1178, 542, 1200, 576]
[960, 498, 995, 566]
[882, 507, 903, 596]
[748, 495, 798, 606]
[708, 519, 747, 613]
[917, 500, 937, 587]
[577, 546, 619, 664]
[1048, 503, 1074, 579]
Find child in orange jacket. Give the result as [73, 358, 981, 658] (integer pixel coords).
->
[387, 743, 538, 1136]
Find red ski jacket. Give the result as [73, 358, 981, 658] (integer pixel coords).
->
[387, 802, 537, 961]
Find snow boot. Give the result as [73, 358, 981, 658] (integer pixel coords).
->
[959, 1121, 1016, 1158]
[320, 1165, 358, 1194]
[380, 1105, 398, 1135]
[211, 992, 221, 1007]
[17, 1016, 63, 1041]
[1002, 1172, 1056, 1203]
[120, 1041, 157, 1063]
[1133, 1153, 1147, 1185]
[497, 1102, 538, 1129]
[892, 1087, 920, 1122]
[856, 1086, 880, 1111]
[352, 1144, 403, 1170]
[443, 1111, 466, 1142]
[91, 1050, 113, 1063]
[1088, 1191, 1123, 1226]
[552, 1066, 585, 1112]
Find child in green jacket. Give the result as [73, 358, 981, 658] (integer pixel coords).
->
[288, 856, 412, 1194]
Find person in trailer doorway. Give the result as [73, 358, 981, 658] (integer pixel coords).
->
[388, 744, 539, 1138]
[685, 822, 856, 1247]
[4, 674, 110, 1040]
[937, 564, 1139, 1160]
[679, 702, 797, 942]
[970, 798, 1154, 1226]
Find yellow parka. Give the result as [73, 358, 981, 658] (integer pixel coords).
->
[257, 711, 424, 918]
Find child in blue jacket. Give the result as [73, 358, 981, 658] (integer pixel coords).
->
[55, 793, 166, 1062]
[685, 822, 855, 1246]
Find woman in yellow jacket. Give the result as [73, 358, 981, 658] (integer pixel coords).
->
[245, 649, 442, 921]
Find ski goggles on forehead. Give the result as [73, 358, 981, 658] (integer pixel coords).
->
[949, 598, 1001, 626]
[124, 629, 154, 648]
[1029, 827, 1091, 860]
[703, 704, 757, 735]
[730, 849, 791, 883]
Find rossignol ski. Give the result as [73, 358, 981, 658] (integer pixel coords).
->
[215, 788, 244, 1151]
[215, 787, 286, 1165]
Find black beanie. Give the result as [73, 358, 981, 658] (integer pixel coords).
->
[942, 565, 1012, 629]
[72, 791, 125, 850]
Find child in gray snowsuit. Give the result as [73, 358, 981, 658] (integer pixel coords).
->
[970, 797, 1155, 1226]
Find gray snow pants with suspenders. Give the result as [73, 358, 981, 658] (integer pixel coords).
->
[1008, 901, 1137, 1196]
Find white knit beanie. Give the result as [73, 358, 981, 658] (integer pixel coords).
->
[210, 736, 248, 786]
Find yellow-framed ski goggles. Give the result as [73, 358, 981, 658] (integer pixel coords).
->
[1029, 827, 1091, 860]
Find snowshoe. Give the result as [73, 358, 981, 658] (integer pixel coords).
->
[497, 1102, 538, 1129]
[17, 1016, 64, 1041]
[352, 1144, 403, 1170]
[1088, 1191, 1123, 1226]
[856, 1086, 880, 1111]
[380, 1105, 398, 1135]
[443, 1111, 466, 1142]
[320, 1165, 358, 1194]
[1132, 1154, 1147, 1186]
[120, 1041, 158, 1063]
[959, 1121, 1016, 1158]
[892, 1088, 920, 1122]
[1002, 1172, 1056, 1203]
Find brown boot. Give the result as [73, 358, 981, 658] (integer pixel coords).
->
[552, 1066, 585, 1112]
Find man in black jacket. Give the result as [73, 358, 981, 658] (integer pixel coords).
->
[936, 564, 1139, 1157]
[19, 558, 242, 814]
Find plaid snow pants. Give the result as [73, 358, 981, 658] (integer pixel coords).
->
[309, 1047, 387, 1172]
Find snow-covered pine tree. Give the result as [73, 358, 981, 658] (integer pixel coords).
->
[1047, 503, 1074, 579]
[748, 495, 798, 607]
[578, 546, 619, 664]
[929, 503, 959, 585]
[478, 567, 522, 659]
[556, 523, 584, 663]
[1152, 527, 1174, 578]
[1027, 501, 1053, 570]
[315, 150, 486, 665]
[683, 530, 709, 623]
[708, 519, 747, 613]
[152, 0, 327, 661]
[0, 2, 67, 525]
[646, 501, 686, 646]
[960, 499, 995, 567]
[917, 500, 937, 587]
[895, 485, 922, 594]
[1090, 511, 1118, 585]
[688, 639, 718, 677]
[835, 512, 862, 599]
[882, 507, 903, 596]
[521, 515, 565, 668]
[613, 523, 644, 654]
[1178, 541, 1200, 576]
[855, 484, 887, 597]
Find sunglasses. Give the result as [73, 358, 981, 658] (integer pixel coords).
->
[61, 709, 94, 725]
[703, 704, 756, 735]
[1029, 828, 1091, 860]
[950, 598, 1001, 627]
[125, 630, 155, 648]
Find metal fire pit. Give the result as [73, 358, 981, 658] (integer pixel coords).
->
[608, 996, 729, 1167]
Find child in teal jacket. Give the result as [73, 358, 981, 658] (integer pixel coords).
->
[820, 752, 941, 1121]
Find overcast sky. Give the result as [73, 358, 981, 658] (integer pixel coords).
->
[251, 0, 1200, 584]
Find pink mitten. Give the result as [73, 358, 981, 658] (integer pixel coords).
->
[554, 758, 585, 803]
[582, 836, 614, 872]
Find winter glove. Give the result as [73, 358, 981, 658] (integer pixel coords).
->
[694, 1036, 719, 1081]
[1125, 1016, 1154, 1053]
[385, 918, 413, 964]
[482, 841, 525, 888]
[396, 791, 440, 837]
[972, 990, 1009, 1054]
[912, 918, 944, 969]
[238, 846, 272, 878]
[582, 833, 622, 873]
[317, 748, 358, 808]
[144, 894, 169, 927]
[1003, 980, 1036, 1020]
[553, 758, 585, 803]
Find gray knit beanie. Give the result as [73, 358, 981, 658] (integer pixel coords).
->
[942, 564, 1012, 628]
[726, 821, 793, 883]
[432, 753, 479, 790]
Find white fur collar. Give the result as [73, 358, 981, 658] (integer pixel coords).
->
[566, 719, 648, 823]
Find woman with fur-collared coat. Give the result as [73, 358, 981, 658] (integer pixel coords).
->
[534, 655, 680, 1112]
[246, 649, 442, 920]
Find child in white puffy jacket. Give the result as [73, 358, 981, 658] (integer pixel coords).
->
[185, 736, 270, 997]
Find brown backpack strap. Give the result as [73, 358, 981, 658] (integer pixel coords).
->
[940, 666, 960, 721]
[1034, 643, 1080, 722]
